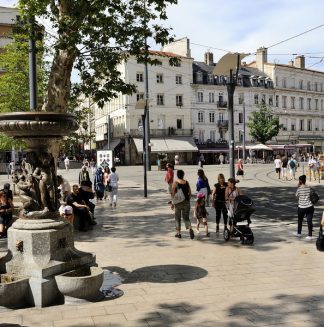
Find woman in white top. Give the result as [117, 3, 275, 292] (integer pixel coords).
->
[108, 166, 119, 207]
[225, 178, 242, 234]
[274, 155, 282, 179]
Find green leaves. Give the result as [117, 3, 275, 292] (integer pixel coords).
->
[247, 103, 283, 144]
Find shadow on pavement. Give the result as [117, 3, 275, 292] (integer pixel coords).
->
[225, 294, 324, 326]
[104, 264, 208, 284]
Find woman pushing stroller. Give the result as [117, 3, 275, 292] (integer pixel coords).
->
[225, 178, 242, 234]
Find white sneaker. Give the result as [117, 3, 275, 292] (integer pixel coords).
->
[305, 236, 313, 241]
[294, 232, 302, 237]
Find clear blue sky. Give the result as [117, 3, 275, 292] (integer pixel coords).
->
[2, 0, 324, 70]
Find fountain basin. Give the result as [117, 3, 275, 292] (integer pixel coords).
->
[55, 266, 104, 303]
[0, 274, 30, 308]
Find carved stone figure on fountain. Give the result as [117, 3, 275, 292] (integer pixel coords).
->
[16, 175, 41, 214]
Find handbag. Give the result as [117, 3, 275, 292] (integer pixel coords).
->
[310, 188, 319, 205]
[316, 227, 324, 251]
[172, 183, 186, 205]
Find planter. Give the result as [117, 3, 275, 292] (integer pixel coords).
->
[0, 274, 30, 308]
[55, 266, 104, 303]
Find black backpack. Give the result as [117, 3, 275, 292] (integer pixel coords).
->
[316, 227, 324, 251]
[310, 188, 319, 205]
[289, 160, 296, 169]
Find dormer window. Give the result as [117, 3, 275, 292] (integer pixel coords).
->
[196, 71, 203, 83]
[207, 74, 214, 84]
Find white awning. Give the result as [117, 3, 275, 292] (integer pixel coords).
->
[133, 137, 198, 153]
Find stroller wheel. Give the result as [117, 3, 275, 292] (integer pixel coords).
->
[249, 234, 254, 245]
[224, 228, 230, 242]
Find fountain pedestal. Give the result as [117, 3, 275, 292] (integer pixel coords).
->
[0, 112, 100, 308]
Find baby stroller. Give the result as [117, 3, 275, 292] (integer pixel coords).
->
[224, 195, 255, 245]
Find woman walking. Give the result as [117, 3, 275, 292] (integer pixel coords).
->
[103, 167, 111, 200]
[225, 178, 242, 234]
[236, 159, 244, 178]
[295, 174, 315, 240]
[211, 173, 228, 233]
[196, 169, 211, 206]
[171, 169, 195, 239]
[108, 167, 119, 207]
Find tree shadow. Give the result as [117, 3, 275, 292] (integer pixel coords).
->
[104, 264, 208, 284]
[225, 293, 324, 326]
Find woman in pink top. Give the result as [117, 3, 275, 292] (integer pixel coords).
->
[103, 166, 111, 200]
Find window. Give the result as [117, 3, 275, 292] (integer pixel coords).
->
[322, 99, 324, 111]
[299, 97, 304, 109]
[275, 95, 279, 107]
[321, 83, 323, 92]
[176, 75, 182, 84]
[269, 95, 273, 106]
[291, 97, 295, 109]
[315, 99, 319, 110]
[239, 113, 243, 124]
[208, 74, 214, 84]
[282, 96, 287, 108]
[176, 95, 183, 107]
[238, 93, 244, 105]
[291, 78, 295, 88]
[198, 92, 203, 102]
[261, 94, 266, 104]
[299, 80, 303, 89]
[157, 94, 164, 105]
[315, 82, 318, 92]
[136, 72, 143, 82]
[209, 92, 214, 103]
[254, 94, 259, 104]
[210, 130, 216, 142]
[307, 119, 312, 131]
[156, 73, 163, 83]
[177, 119, 182, 129]
[196, 71, 203, 82]
[198, 130, 205, 142]
[291, 119, 296, 131]
[307, 81, 311, 91]
[307, 98, 311, 110]
[219, 112, 224, 121]
[198, 112, 204, 123]
[209, 112, 215, 123]
[282, 78, 286, 88]
[300, 119, 304, 131]
[136, 93, 144, 101]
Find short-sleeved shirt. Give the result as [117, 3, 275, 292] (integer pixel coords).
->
[296, 185, 313, 208]
[274, 159, 282, 168]
[66, 193, 83, 210]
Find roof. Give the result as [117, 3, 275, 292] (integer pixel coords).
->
[193, 61, 215, 74]
[149, 50, 190, 60]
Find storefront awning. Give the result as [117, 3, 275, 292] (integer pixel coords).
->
[133, 137, 198, 153]
[199, 148, 229, 153]
[102, 139, 122, 151]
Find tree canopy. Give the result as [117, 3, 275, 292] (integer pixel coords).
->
[247, 103, 283, 144]
[19, 0, 178, 112]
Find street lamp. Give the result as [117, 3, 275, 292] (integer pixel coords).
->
[213, 53, 249, 178]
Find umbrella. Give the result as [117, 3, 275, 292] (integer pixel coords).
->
[249, 143, 273, 151]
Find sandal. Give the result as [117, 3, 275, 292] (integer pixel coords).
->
[175, 233, 181, 238]
[189, 228, 195, 240]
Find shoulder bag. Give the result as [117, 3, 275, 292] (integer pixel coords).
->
[310, 188, 319, 205]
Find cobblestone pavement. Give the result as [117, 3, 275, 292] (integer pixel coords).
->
[1, 164, 324, 327]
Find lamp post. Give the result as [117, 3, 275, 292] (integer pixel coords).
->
[242, 102, 246, 163]
[213, 53, 248, 178]
[29, 17, 37, 111]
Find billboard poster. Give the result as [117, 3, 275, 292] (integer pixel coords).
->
[97, 150, 113, 169]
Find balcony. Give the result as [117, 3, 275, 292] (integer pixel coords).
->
[130, 128, 193, 137]
[217, 101, 228, 108]
[217, 120, 229, 129]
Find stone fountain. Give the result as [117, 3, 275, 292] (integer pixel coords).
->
[0, 112, 101, 308]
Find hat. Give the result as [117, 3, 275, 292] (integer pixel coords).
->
[197, 193, 205, 199]
[64, 205, 73, 215]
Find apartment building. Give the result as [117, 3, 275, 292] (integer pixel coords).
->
[248, 47, 324, 152]
[94, 43, 197, 165]
[0, 6, 18, 50]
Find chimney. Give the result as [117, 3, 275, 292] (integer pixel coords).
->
[256, 47, 268, 72]
[204, 51, 214, 65]
[294, 55, 305, 69]
[288, 60, 294, 66]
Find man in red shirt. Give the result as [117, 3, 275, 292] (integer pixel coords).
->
[165, 163, 174, 204]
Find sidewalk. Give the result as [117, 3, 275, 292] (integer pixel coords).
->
[1, 168, 324, 326]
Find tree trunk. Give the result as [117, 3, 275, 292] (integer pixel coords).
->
[42, 48, 76, 113]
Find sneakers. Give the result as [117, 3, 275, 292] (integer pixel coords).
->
[294, 232, 302, 237]
[305, 236, 313, 241]
[189, 228, 195, 240]
[175, 233, 181, 238]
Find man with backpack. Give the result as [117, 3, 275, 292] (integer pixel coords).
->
[288, 157, 297, 180]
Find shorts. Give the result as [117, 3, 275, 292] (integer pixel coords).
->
[275, 168, 281, 173]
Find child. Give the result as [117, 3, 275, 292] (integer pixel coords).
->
[194, 193, 210, 237]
